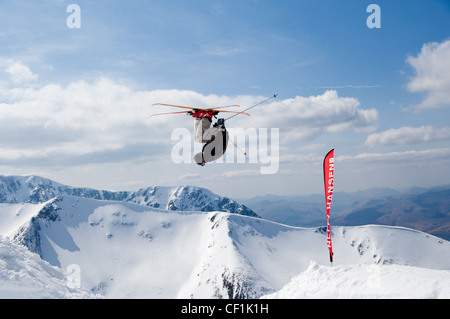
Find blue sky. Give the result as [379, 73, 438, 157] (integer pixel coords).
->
[0, 0, 450, 198]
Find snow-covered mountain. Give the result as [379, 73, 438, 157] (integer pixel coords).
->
[5, 195, 276, 298]
[0, 237, 99, 298]
[0, 175, 257, 217]
[1, 194, 449, 298]
[0, 175, 449, 299]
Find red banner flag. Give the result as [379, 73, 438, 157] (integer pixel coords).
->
[323, 149, 334, 263]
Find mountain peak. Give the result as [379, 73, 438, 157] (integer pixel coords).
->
[0, 175, 258, 217]
[2, 175, 449, 299]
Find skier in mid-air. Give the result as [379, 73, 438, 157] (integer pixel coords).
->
[151, 95, 276, 166]
[189, 110, 228, 166]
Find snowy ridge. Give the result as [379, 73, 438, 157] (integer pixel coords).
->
[8, 195, 269, 298]
[0, 194, 449, 298]
[0, 201, 48, 238]
[0, 176, 449, 298]
[0, 175, 257, 217]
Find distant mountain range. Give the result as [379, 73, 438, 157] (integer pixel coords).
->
[0, 175, 257, 217]
[0, 175, 449, 298]
[241, 186, 450, 241]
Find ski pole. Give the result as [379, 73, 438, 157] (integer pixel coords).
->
[229, 139, 247, 156]
[225, 94, 278, 121]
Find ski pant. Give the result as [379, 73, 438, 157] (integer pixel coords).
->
[194, 117, 214, 143]
[193, 118, 228, 164]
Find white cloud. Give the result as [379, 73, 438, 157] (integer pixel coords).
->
[0, 77, 171, 166]
[200, 43, 244, 57]
[0, 71, 378, 174]
[313, 85, 383, 89]
[339, 148, 450, 164]
[332, 148, 450, 193]
[0, 77, 273, 168]
[178, 173, 202, 180]
[407, 39, 450, 110]
[279, 152, 323, 165]
[4, 60, 38, 84]
[214, 169, 261, 178]
[245, 90, 378, 142]
[365, 125, 450, 147]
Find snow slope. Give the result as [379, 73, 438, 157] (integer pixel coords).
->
[0, 238, 99, 299]
[12, 196, 264, 298]
[0, 202, 47, 237]
[263, 261, 450, 299]
[2, 194, 449, 298]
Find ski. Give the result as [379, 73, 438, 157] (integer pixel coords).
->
[152, 103, 242, 112]
[150, 103, 249, 117]
[148, 110, 193, 118]
[149, 109, 249, 118]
